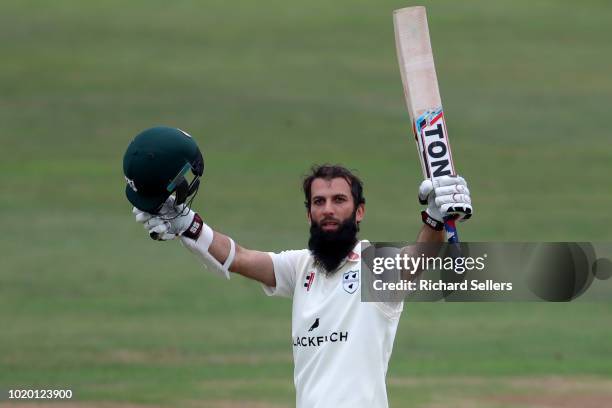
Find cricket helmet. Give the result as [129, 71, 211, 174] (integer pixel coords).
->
[123, 126, 204, 213]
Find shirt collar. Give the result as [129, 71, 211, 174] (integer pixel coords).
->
[346, 241, 361, 262]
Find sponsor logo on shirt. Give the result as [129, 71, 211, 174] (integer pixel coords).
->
[308, 318, 320, 332]
[293, 331, 349, 347]
[303, 271, 315, 291]
[294, 319, 348, 347]
[342, 269, 359, 294]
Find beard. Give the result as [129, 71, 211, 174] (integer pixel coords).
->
[308, 213, 359, 274]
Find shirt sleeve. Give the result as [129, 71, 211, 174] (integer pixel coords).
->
[261, 249, 307, 298]
[374, 301, 404, 320]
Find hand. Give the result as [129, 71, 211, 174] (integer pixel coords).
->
[133, 196, 196, 241]
[418, 175, 472, 223]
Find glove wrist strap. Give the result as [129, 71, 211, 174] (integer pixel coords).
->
[421, 210, 444, 231]
[182, 213, 204, 240]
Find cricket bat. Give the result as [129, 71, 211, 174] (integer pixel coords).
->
[393, 6, 459, 243]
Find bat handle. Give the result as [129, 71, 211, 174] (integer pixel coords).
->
[444, 217, 459, 243]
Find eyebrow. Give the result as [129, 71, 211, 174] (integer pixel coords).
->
[313, 193, 349, 201]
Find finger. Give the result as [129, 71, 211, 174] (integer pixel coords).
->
[433, 175, 467, 188]
[135, 211, 153, 223]
[435, 194, 471, 206]
[150, 231, 176, 241]
[160, 232, 177, 240]
[159, 204, 181, 218]
[459, 212, 473, 221]
[174, 203, 188, 214]
[418, 180, 434, 204]
[149, 231, 176, 241]
[158, 196, 177, 212]
[434, 184, 470, 197]
[149, 223, 169, 235]
[453, 207, 473, 221]
[133, 206, 153, 219]
[441, 203, 472, 216]
[144, 218, 166, 230]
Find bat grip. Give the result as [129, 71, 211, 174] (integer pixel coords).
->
[444, 217, 459, 243]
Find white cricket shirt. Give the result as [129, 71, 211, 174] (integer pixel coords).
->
[263, 241, 403, 408]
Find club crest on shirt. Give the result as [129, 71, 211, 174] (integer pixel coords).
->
[342, 269, 359, 294]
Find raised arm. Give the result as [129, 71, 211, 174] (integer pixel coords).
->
[133, 197, 276, 286]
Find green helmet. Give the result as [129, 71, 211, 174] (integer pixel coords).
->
[123, 127, 204, 213]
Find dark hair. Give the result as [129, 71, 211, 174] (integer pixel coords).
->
[303, 164, 365, 210]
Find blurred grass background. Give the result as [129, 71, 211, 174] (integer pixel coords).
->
[1, 0, 611, 406]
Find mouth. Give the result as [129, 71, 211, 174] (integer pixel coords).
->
[321, 220, 340, 231]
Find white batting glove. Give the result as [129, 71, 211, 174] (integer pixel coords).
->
[418, 175, 472, 225]
[133, 196, 197, 241]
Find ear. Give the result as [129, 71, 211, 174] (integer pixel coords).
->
[355, 203, 365, 223]
[307, 210, 312, 225]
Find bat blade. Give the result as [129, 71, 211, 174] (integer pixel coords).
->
[393, 6, 458, 243]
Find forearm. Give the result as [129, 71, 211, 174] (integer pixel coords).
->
[399, 225, 445, 282]
[207, 229, 234, 265]
[133, 196, 276, 285]
[208, 230, 274, 282]
[416, 224, 445, 243]
[182, 222, 275, 286]
[231, 245, 275, 286]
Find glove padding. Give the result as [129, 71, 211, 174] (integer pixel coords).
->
[133, 196, 196, 241]
[418, 175, 472, 223]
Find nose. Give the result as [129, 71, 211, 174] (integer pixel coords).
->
[322, 200, 335, 216]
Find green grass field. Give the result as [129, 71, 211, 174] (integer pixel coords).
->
[1, 0, 612, 406]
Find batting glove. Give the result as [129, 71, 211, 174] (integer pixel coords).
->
[418, 175, 472, 230]
[133, 196, 202, 241]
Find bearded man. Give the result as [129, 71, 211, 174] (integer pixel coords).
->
[124, 127, 473, 408]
